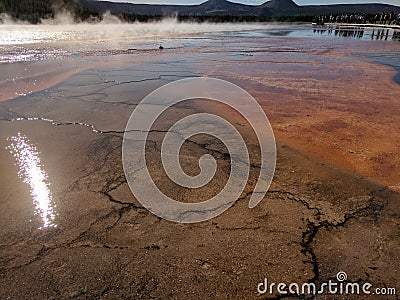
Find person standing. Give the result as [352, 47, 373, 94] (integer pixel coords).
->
[389, 11, 394, 25]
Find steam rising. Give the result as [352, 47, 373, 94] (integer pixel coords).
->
[0, 10, 268, 46]
[0, 9, 270, 64]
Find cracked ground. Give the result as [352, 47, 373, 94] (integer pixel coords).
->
[0, 34, 399, 300]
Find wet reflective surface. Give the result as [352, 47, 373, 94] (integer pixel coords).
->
[1, 23, 399, 64]
[7, 133, 56, 229]
[312, 25, 400, 42]
[0, 24, 399, 299]
[368, 51, 400, 84]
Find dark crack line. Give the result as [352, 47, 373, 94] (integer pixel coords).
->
[65, 74, 196, 107]
[214, 225, 262, 231]
[103, 73, 196, 86]
[268, 190, 322, 217]
[70, 136, 123, 192]
[176, 190, 257, 222]
[0, 244, 50, 272]
[7, 110, 262, 171]
[300, 194, 384, 288]
[264, 189, 385, 298]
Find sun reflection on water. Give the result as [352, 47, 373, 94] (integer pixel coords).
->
[6, 133, 57, 229]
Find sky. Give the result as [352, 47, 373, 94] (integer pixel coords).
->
[98, 0, 400, 5]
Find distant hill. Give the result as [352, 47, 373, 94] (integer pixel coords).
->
[189, 0, 255, 16]
[259, 0, 302, 16]
[1, 0, 400, 23]
[86, 0, 400, 17]
[84, 0, 257, 16]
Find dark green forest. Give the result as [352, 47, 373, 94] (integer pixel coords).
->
[118, 13, 316, 23]
[0, 0, 99, 23]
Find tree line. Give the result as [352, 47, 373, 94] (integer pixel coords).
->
[0, 0, 100, 23]
[116, 13, 316, 23]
